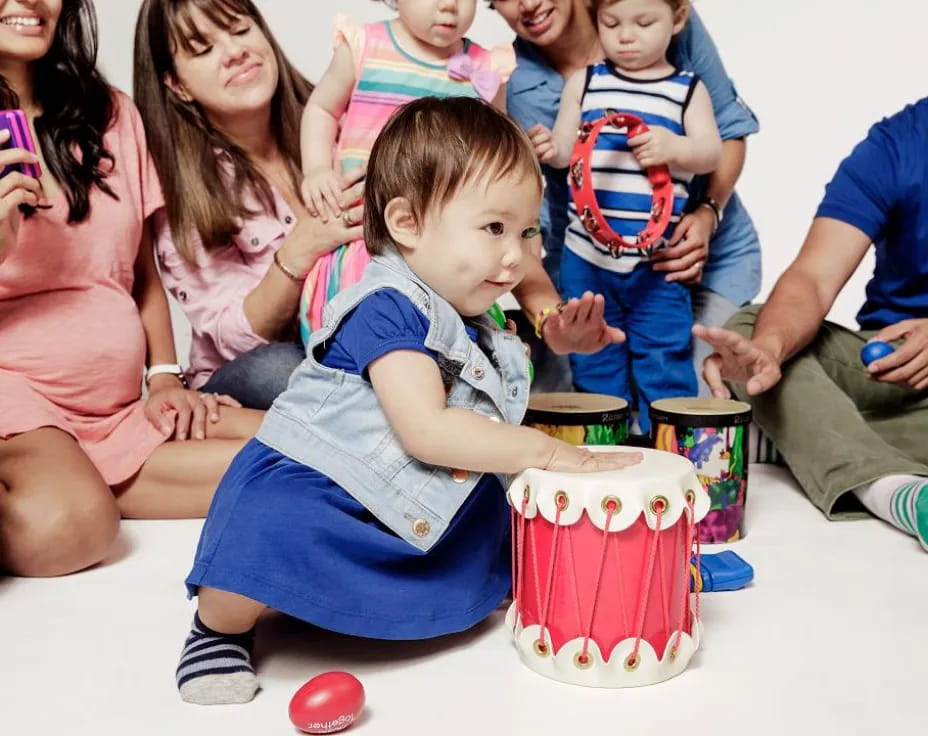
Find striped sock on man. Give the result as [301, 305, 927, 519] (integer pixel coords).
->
[854, 475, 928, 552]
[175, 612, 259, 705]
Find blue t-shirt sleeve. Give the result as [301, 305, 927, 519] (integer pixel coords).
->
[671, 10, 759, 141]
[321, 290, 435, 377]
[815, 118, 903, 240]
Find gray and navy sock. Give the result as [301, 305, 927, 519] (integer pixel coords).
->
[176, 611, 259, 705]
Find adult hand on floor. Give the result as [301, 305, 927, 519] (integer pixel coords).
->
[692, 324, 782, 398]
[541, 291, 626, 355]
[866, 318, 928, 391]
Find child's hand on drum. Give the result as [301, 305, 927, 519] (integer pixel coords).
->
[544, 442, 642, 473]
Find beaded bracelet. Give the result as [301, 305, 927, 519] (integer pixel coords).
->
[533, 302, 565, 339]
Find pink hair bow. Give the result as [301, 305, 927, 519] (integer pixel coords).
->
[447, 52, 501, 103]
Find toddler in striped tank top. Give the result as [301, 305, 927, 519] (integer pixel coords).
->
[297, 1, 515, 340]
[528, 0, 723, 432]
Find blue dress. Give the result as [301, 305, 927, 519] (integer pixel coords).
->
[185, 290, 512, 640]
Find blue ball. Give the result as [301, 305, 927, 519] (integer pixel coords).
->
[860, 340, 895, 366]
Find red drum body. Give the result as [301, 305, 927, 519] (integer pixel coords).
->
[506, 447, 709, 687]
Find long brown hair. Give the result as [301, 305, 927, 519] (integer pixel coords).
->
[0, 0, 116, 223]
[133, 0, 311, 263]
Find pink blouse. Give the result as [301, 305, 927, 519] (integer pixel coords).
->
[153, 176, 297, 389]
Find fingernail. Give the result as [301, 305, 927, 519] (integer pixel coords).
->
[211, 413, 219, 422]
[178, 433, 186, 441]
[195, 431, 204, 440]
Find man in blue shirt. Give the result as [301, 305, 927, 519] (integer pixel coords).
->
[495, 1, 761, 396]
[696, 100, 928, 553]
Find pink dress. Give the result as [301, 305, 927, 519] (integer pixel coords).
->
[299, 16, 516, 341]
[0, 91, 168, 485]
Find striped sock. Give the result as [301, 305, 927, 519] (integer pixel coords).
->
[854, 475, 928, 552]
[747, 423, 783, 465]
[176, 612, 259, 705]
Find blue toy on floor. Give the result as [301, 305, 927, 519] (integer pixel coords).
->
[692, 550, 754, 592]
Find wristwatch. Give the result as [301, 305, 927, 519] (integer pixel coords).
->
[698, 196, 724, 231]
[146, 363, 188, 387]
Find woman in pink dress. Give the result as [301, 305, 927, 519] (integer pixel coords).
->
[0, 0, 262, 577]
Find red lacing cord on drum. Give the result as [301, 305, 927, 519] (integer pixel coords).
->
[513, 491, 530, 620]
[535, 494, 568, 654]
[657, 529, 670, 636]
[510, 507, 517, 612]
[694, 523, 703, 623]
[671, 495, 697, 657]
[629, 500, 665, 667]
[577, 499, 618, 665]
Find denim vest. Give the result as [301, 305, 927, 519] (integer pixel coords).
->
[257, 250, 531, 551]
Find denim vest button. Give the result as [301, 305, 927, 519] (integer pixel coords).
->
[412, 518, 431, 537]
[451, 469, 469, 483]
[472, 365, 485, 379]
[511, 386, 518, 397]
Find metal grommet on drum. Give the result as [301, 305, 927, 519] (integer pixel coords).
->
[524, 392, 629, 446]
[505, 447, 710, 688]
[649, 397, 752, 543]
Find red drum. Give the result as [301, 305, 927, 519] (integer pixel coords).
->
[506, 447, 710, 687]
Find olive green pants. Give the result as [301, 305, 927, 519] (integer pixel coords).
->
[726, 305, 928, 518]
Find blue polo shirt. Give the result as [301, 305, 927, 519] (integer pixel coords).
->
[508, 9, 761, 306]
[816, 99, 928, 329]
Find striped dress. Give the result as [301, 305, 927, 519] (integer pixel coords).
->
[300, 17, 514, 341]
[564, 62, 699, 274]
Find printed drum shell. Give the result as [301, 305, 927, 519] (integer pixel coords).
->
[649, 397, 752, 543]
[524, 392, 629, 446]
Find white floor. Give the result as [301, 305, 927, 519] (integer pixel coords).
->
[2, 465, 925, 735]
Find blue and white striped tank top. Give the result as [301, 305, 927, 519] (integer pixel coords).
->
[565, 62, 699, 273]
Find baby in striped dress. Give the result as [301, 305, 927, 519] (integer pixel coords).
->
[297, 1, 514, 339]
[528, 0, 722, 432]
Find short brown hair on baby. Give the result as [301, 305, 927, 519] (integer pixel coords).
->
[363, 96, 543, 255]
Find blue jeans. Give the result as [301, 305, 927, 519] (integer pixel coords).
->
[200, 342, 305, 410]
[560, 249, 697, 433]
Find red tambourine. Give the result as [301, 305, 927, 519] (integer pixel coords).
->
[569, 110, 675, 257]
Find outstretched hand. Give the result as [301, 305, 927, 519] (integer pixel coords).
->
[542, 291, 626, 355]
[692, 323, 783, 398]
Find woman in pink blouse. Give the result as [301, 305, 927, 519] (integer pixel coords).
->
[135, 0, 362, 410]
[0, 0, 262, 577]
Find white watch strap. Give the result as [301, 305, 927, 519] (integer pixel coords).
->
[146, 363, 185, 382]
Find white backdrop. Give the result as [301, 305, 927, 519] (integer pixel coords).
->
[93, 0, 927, 353]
